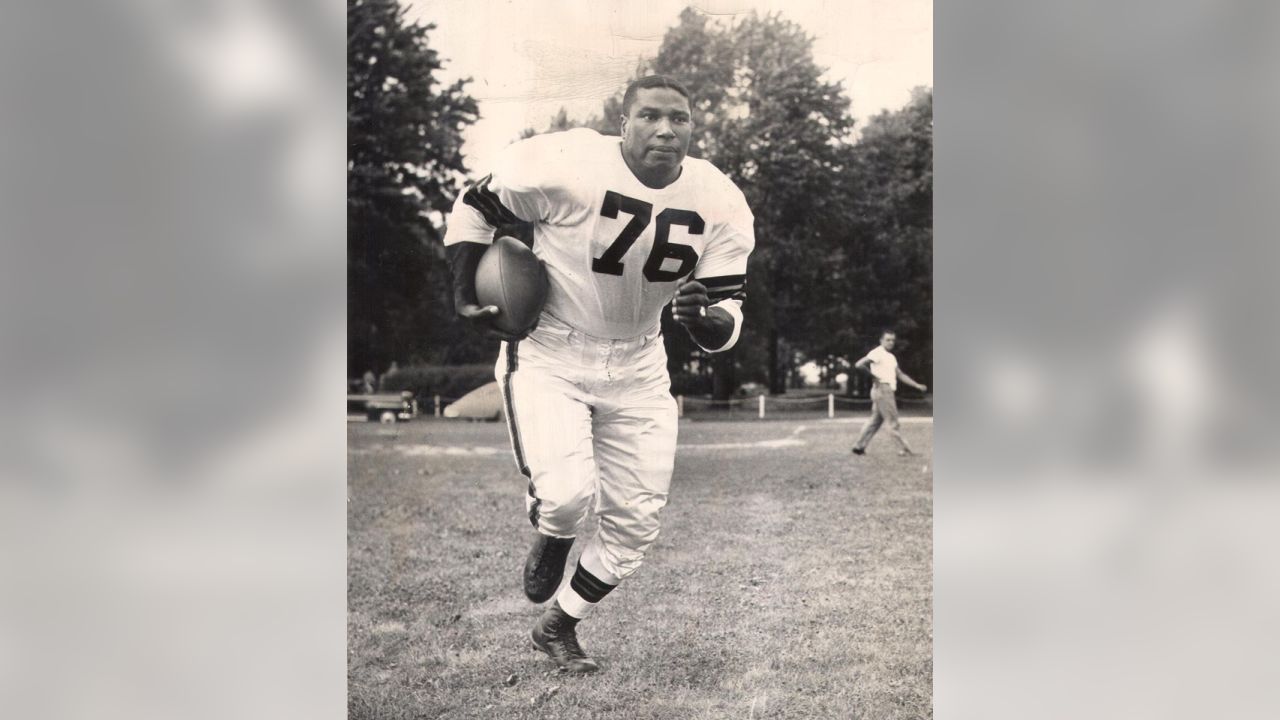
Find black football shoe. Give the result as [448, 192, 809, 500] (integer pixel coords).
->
[523, 534, 574, 603]
[531, 602, 600, 674]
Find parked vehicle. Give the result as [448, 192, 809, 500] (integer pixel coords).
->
[348, 391, 416, 423]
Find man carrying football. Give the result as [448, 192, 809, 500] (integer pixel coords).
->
[443, 76, 754, 674]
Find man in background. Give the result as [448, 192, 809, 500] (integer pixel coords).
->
[852, 330, 927, 456]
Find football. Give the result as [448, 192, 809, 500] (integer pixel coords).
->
[474, 235, 549, 336]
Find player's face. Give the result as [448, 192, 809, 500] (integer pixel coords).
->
[881, 334, 896, 350]
[621, 88, 692, 180]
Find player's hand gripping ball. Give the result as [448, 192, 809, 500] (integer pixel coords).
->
[473, 235, 549, 338]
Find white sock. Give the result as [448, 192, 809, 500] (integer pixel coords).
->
[557, 584, 595, 619]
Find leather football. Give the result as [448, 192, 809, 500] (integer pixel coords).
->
[474, 235, 549, 336]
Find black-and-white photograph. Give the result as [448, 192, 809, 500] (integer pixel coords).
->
[13, 1, 1280, 719]
[347, 1, 932, 716]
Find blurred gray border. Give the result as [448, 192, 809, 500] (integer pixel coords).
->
[937, 1, 1280, 717]
[0, 2, 347, 719]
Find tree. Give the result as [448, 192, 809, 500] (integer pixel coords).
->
[785, 89, 932, 395]
[839, 88, 933, 390]
[649, 9, 856, 396]
[348, 0, 484, 375]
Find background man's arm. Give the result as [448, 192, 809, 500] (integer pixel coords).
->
[896, 368, 928, 393]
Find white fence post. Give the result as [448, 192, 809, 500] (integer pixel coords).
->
[758, 394, 765, 419]
[828, 393, 834, 418]
[678, 395, 684, 418]
[434, 395, 441, 417]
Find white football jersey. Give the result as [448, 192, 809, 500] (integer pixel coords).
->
[444, 128, 755, 340]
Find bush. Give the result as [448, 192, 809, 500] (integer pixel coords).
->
[668, 370, 712, 397]
[380, 363, 496, 405]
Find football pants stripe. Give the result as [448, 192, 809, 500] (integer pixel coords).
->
[499, 342, 539, 525]
[500, 341, 532, 480]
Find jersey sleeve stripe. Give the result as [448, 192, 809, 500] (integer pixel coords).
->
[461, 184, 505, 227]
[476, 178, 522, 224]
[704, 282, 744, 293]
[462, 174, 522, 227]
[703, 273, 746, 302]
[697, 274, 746, 289]
[708, 288, 747, 302]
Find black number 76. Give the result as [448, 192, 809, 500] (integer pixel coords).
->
[591, 190, 703, 283]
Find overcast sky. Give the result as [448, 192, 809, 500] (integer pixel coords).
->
[407, 0, 932, 175]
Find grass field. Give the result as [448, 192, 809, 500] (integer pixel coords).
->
[348, 416, 932, 719]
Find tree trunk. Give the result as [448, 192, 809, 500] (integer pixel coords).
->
[711, 350, 736, 401]
[768, 328, 783, 395]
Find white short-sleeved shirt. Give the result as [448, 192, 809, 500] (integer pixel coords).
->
[864, 346, 899, 389]
[444, 128, 755, 340]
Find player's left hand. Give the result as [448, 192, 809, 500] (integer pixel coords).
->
[672, 280, 710, 326]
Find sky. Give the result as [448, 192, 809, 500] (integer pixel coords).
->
[407, 0, 933, 175]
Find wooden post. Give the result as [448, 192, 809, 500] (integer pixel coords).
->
[434, 395, 441, 418]
[677, 395, 685, 418]
[828, 393, 834, 419]
[758, 394, 765, 419]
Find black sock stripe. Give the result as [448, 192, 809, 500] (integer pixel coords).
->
[571, 575, 612, 600]
[569, 565, 616, 603]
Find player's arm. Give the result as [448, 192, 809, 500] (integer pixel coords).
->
[676, 184, 755, 352]
[445, 241, 520, 341]
[443, 138, 561, 339]
[896, 368, 928, 393]
[854, 355, 873, 373]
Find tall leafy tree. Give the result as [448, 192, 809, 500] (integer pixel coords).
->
[648, 9, 856, 396]
[839, 88, 933, 391]
[348, 0, 482, 375]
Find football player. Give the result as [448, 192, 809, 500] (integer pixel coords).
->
[444, 75, 754, 674]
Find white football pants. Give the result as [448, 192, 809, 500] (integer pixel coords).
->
[495, 313, 677, 582]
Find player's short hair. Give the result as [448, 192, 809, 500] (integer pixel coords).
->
[621, 75, 692, 116]
[881, 329, 897, 339]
